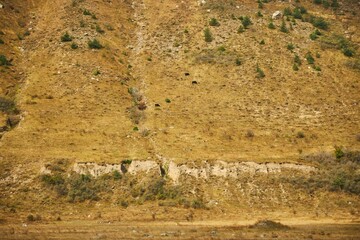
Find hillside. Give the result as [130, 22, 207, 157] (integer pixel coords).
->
[0, 0, 360, 239]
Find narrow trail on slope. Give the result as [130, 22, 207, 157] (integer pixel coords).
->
[128, 0, 168, 164]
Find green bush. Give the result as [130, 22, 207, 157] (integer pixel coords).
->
[310, 16, 329, 30]
[305, 52, 315, 64]
[61, 32, 72, 42]
[256, 65, 265, 78]
[88, 39, 103, 49]
[236, 58, 241, 66]
[292, 8, 302, 19]
[83, 9, 91, 15]
[0, 55, 11, 66]
[204, 28, 213, 42]
[294, 54, 302, 65]
[71, 42, 78, 49]
[0, 97, 16, 113]
[334, 146, 345, 159]
[241, 16, 252, 29]
[209, 18, 220, 26]
[280, 20, 289, 33]
[283, 7, 292, 16]
[342, 47, 355, 57]
[293, 64, 299, 71]
[268, 22, 276, 29]
[287, 43, 295, 51]
[0, 39, 4, 44]
[96, 25, 105, 34]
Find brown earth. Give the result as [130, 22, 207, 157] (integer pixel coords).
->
[0, 0, 360, 239]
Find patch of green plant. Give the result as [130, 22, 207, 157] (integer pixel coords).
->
[259, 39, 265, 45]
[88, 39, 103, 49]
[268, 22, 276, 29]
[293, 64, 299, 71]
[96, 25, 105, 34]
[257, 11, 263, 17]
[165, 98, 171, 103]
[238, 26, 245, 33]
[71, 43, 78, 49]
[204, 28, 213, 42]
[0, 97, 17, 113]
[0, 39, 4, 44]
[241, 16, 252, 29]
[61, 32, 72, 42]
[0, 55, 11, 66]
[256, 65, 265, 78]
[83, 9, 91, 15]
[310, 16, 329, 30]
[280, 20, 289, 33]
[283, 7, 292, 16]
[209, 18, 220, 26]
[287, 43, 295, 51]
[294, 54, 302, 65]
[305, 52, 315, 64]
[218, 45, 226, 52]
[236, 58, 242, 66]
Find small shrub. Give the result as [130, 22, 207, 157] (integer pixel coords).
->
[0, 39, 4, 44]
[257, 11, 263, 17]
[165, 98, 171, 103]
[241, 16, 252, 29]
[259, 39, 265, 45]
[292, 8, 302, 19]
[113, 170, 121, 180]
[237, 26, 245, 33]
[342, 47, 354, 57]
[313, 0, 322, 4]
[294, 54, 302, 65]
[83, 9, 91, 15]
[280, 20, 289, 33]
[310, 32, 318, 40]
[96, 25, 105, 34]
[204, 28, 213, 42]
[258, 1, 263, 9]
[0, 97, 16, 113]
[209, 18, 220, 26]
[218, 45, 226, 52]
[80, 20, 85, 27]
[311, 16, 329, 30]
[256, 65, 265, 78]
[283, 7, 292, 16]
[305, 52, 315, 64]
[287, 43, 295, 51]
[235, 58, 242, 66]
[88, 39, 103, 49]
[61, 32, 72, 42]
[268, 22, 276, 29]
[297, 131, 305, 138]
[334, 146, 345, 159]
[71, 43, 78, 49]
[293, 64, 299, 71]
[93, 69, 101, 76]
[246, 130, 254, 138]
[0, 55, 11, 66]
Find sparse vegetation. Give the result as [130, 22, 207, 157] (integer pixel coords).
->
[305, 52, 315, 64]
[209, 18, 220, 26]
[241, 16, 252, 29]
[96, 25, 105, 34]
[268, 22, 276, 29]
[0, 55, 11, 66]
[0, 39, 4, 44]
[204, 28, 213, 42]
[88, 39, 103, 49]
[61, 32, 72, 42]
[256, 65, 265, 78]
[280, 20, 289, 33]
[287, 43, 295, 51]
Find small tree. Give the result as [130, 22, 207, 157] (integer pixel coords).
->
[204, 28, 213, 42]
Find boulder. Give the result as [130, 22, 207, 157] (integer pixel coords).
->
[272, 11, 282, 20]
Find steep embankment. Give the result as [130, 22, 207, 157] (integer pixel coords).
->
[0, 0, 359, 229]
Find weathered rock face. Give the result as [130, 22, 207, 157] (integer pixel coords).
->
[66, 160, 316, 183]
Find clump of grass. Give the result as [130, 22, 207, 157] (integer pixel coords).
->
[297, 131, 305, 138]
[235, 58, 242, 66]
[88, 39, 103, 49]
[246, 130, 254, 138]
